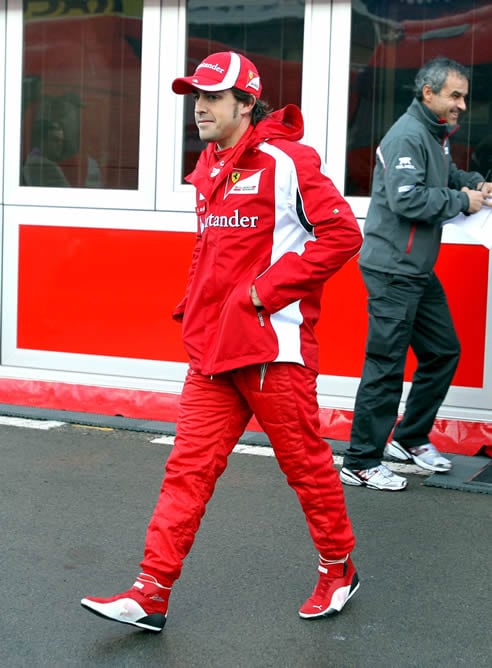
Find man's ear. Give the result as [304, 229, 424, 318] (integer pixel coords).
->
[422, 84, 433, 104]
[241, 95, 256, 115]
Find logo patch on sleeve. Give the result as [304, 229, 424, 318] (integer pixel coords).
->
[395, 157, 415, 170]
[225, 169, 264, 198]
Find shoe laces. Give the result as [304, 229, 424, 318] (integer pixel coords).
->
[409, 443, 436, 457]
[370, 464, 393, 478]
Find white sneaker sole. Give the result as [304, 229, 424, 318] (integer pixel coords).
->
[80, 597, 166, 632]
[299, 578, 360, 619]
[340, 467, 407, 491]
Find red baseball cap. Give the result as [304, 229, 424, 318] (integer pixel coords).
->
[172, 51, 262, 97]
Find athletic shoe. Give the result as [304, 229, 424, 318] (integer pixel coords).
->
[340, 463, 408, 491]
[81, 573, 170, 632]
[299, 556, 360, 619]
[385, 440, 452, 473]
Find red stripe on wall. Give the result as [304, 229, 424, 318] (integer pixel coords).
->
[0, 378, 489, 457]
[17, 226, 489, 387]
[317, 244, 488, 387]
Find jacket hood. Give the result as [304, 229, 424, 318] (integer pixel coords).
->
[251, 104, 304, 143]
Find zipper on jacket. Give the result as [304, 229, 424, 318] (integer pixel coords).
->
[406, 223, 416, 253]
[256, 309, 265, 327]
[442, 137, 449, 185]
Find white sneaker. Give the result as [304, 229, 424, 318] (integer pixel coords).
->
[385, 440, 452, 473]
[340, 464, 408, 491]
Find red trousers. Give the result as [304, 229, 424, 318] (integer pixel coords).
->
[141, 363, 355, 585]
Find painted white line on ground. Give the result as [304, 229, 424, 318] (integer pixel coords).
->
[151, 435, 176, 445]
[233, 443, 275, 457]
[0, 416, 66, 430]
[151, 435, 427, 475]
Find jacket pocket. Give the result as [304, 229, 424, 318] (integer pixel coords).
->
[208, 280, 278, 368]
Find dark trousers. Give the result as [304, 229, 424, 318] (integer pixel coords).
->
[343, 268, 460, 470]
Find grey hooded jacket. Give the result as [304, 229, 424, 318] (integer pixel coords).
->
[359, 98, 483, 276]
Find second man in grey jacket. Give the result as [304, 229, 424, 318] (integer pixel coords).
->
[341, 56, 492, 491]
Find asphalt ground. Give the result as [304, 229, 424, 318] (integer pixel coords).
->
[1, 417, 491, 667]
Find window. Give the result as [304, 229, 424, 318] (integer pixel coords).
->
[346, 0, 492, 196]
[181, 0, 305, 179]
[21, 0, 144, 189]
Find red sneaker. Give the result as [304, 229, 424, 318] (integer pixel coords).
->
[299, 557, 359, 619]
[81, 573, 171, 632]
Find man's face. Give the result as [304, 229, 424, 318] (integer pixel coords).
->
[422, 72, 468, 126]
[46, 128, 64, 161]
[193, 89, 254, 149]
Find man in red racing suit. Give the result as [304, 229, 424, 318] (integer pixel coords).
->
[81, 51, 363, 632]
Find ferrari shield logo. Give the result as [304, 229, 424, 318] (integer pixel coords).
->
[225, 169, 264, 198]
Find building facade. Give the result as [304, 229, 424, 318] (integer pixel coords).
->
[1, 0, 491, 454]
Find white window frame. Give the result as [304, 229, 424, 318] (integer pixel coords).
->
[324, 1, 369, 216]
[156, 0, 332, 212]
[0, 1, 5, 343]
[0, 0, 5, 202]
[3, 0, 161, 210]
[318, 1, 492, 418]
[156, 0, 193, 211]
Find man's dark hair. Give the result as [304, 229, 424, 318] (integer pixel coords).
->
[414, 57, 470, 100]
[232, 88, 272, 126]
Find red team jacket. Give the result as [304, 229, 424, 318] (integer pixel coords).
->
[173, 104, 362, 375]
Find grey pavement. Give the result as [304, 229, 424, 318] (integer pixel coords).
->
[1, 419, 491, 667]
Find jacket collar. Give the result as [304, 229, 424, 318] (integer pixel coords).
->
[406, 98, 459, 140]
[186, 104, 304, 200]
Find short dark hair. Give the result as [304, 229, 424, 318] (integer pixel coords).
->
[414, 57, 470, 100]
[231, 88, 272, 126]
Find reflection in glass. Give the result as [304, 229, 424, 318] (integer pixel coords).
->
[182, 0, 305, 179]
[22, 119, 68, 187]
[21, 0, 143, 189]
[346, 1, 492, 196]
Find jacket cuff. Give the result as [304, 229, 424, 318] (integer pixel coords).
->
[459, 190, 470, 213]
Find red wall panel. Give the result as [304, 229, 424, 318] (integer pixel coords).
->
[317, 243, 488, 387]
[17, 226, 193, 361]
[17, 226, 488, 388]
